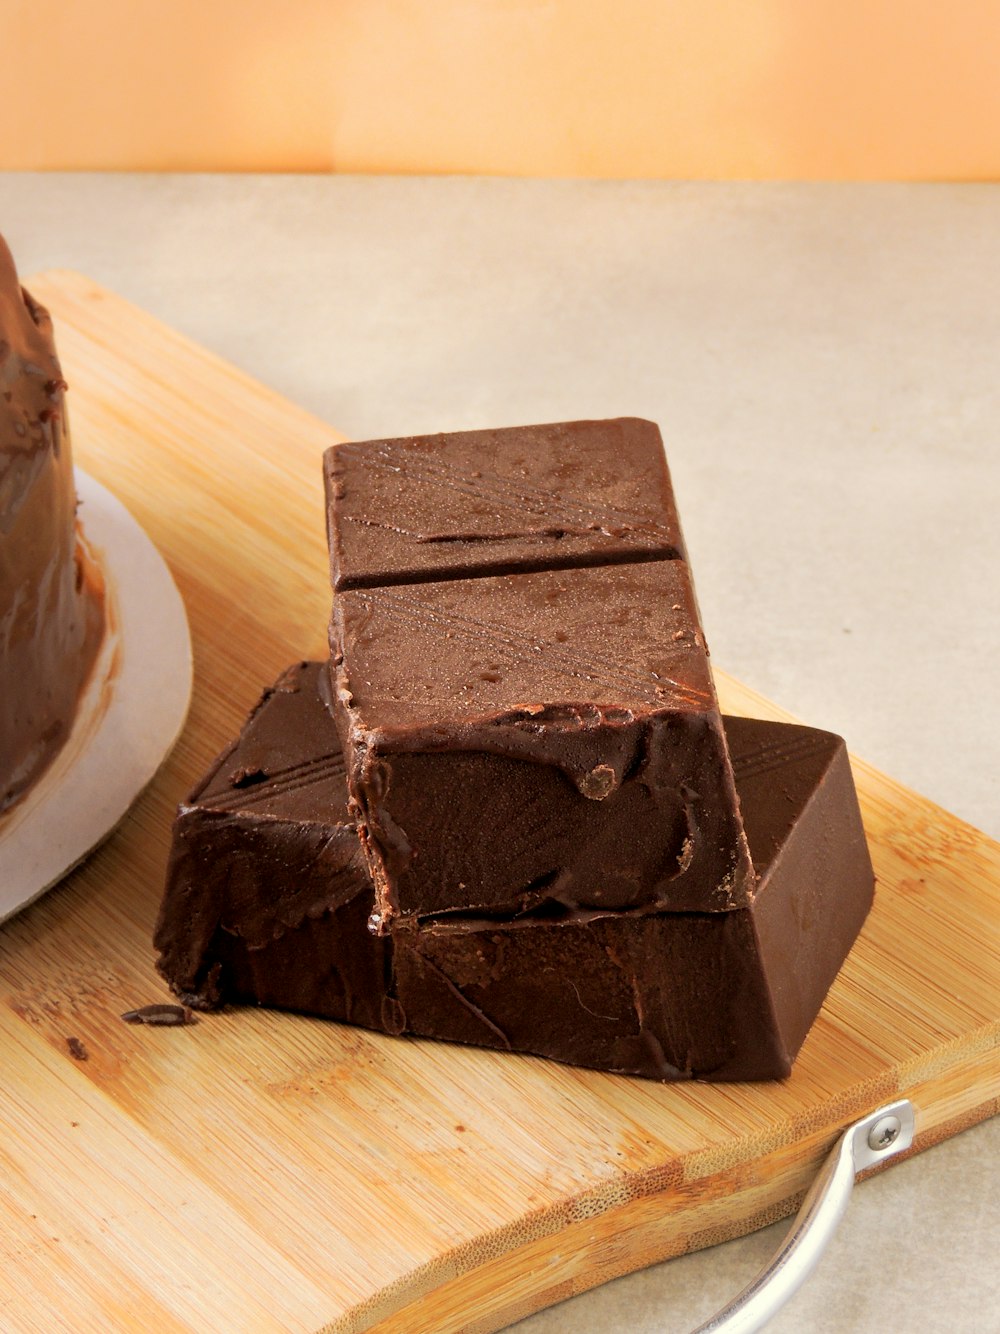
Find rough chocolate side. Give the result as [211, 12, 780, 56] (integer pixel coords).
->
[392, 903, 789, 1081]
[324, 418, 687, 591]
[155, 664, 874, 1082]
[0, 234, 104, 811]
[153, 663, 387, 1023]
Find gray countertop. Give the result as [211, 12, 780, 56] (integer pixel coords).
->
[2, 174, 997, 1333]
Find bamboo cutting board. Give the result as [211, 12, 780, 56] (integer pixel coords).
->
[1, 272, 997, 1334]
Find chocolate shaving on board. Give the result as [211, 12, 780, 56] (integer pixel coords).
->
[66, 1036, 88, 1060]
[121, 1003, 196, 1026]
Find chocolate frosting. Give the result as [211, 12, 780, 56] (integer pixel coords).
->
[0, 235, 104, 810]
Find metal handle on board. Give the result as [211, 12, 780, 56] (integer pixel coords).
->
[687, 1099, 916, 1333]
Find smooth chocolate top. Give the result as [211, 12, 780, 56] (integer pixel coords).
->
[194, 663, 351, 827]
[331, 559, 714, 743]
[325, 418, 686, 591]
[0, 234, 104, 811]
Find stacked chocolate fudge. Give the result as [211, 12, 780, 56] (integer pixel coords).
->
[155, 419, 874, 1081]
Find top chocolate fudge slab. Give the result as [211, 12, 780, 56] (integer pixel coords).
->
[324, 418, 686, 590]
[325, 418, 750, 929]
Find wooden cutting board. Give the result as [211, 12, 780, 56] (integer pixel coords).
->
[2, 272, 997, 1334]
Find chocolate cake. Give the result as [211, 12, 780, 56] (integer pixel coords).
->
[155, 662, 874, 1082]
[0, 235, 104, 812]
[325, 420, 752, 931]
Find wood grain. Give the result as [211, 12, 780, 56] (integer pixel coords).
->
[1, 271, 997, 1334]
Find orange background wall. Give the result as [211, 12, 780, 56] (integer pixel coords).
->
[2, 0, 998, 177]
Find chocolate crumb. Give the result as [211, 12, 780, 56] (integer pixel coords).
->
[229, 766, 269, 789]
[174, 987, 221, 1012]
[66, 1036, 88, 1061]
[121, 1003, 197, 1027]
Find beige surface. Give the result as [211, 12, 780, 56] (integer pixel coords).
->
[1, 178, 998, 1332]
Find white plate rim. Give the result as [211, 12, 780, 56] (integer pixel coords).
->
[0, 469, 193, 924]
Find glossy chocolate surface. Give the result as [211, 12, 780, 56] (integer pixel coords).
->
[155, 663, 874, 1082]
[325, 418, 686, 591]
[0, 235, 104, 811]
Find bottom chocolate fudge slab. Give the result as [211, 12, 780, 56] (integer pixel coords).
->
[154, 663, 873, 1081]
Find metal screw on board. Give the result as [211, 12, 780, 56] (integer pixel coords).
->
[867, 1115, 902, 1151]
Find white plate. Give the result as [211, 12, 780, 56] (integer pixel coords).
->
[0, 470, 192, 924]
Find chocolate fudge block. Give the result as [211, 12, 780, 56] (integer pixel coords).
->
[154, 663, 874, 1082]
[324, 418, 686, 591]
[325, 417, 740, 929]
[330, 560, 752, 926]
[401, 716, 875, 1078]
